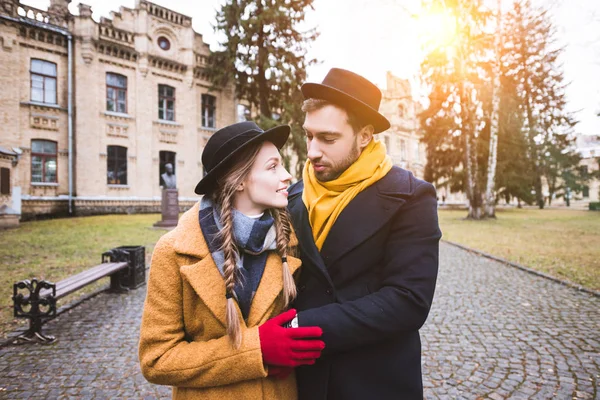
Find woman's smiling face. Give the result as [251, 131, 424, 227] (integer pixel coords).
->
[234, 141, 293, 215]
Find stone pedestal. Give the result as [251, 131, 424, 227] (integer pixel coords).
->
[154, 189, 179, 228]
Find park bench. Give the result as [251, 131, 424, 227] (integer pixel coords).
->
[12, 246, 145, 344]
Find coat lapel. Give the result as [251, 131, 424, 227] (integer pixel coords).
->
[174, 201, 302, 328]
[180, 256, 228, 327]
[288, 187, 334, 287]
[246, 253, 301, 327]
[320, 169, 410, 267]
[173, 202, 228, 327]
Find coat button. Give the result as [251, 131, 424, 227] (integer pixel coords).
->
[326, 288, 333, 295]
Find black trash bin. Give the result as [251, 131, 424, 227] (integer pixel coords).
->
[102, 245, 146, 289]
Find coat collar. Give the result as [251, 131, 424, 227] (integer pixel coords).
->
[172, 201, 299, 257]
[175, 201, 301, 328]
[288, 167, 413, 268]
[287, 190, 333, 287]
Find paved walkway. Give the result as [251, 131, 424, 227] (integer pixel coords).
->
[0, 243, 598, 399]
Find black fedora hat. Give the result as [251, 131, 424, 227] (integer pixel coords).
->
[194, 121, 290, 195]
[301, 68, 390, 133]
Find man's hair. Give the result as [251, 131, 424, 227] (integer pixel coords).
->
[302, 98, 369, 134]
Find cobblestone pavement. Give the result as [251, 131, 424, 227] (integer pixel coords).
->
[0, 243, 598, 399]
[421, 244, 599, 399]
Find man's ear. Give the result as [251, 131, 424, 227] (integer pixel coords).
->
[358, 125, 374, 150]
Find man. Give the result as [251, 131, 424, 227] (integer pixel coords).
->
[287, 68, 441, 399]
[161, 163, 177, 189]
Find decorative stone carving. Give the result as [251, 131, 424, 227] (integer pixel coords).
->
[30, 113, 59, 130]
[159, 130, 177, 144]
[106, 123, 128, 138]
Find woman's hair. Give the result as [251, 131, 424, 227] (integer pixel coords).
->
[210, 141, 297, 348]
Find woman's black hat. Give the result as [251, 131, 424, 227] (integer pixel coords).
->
[194, 121, 290, 195]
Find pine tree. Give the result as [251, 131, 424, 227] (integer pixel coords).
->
[502, 0, 579, 208]
[420, 0, 493, 219]
[494, 74, 536, 206]
[207, 0, 317, 177]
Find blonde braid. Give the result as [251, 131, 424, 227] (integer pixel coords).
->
[273, 208, 297, 307]
[217, 191, 242, 349]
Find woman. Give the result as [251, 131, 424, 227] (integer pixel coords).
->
[139, 121, 325, 399]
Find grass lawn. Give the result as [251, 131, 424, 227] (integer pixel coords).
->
[1, 208, 597, 339]
[0, 214, 167, 339]
[439, 208, 600, 292]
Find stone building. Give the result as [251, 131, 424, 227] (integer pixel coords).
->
[378, 72, 426, 179]
[573, 135, 599, 205]
[0, 0, 236, 221]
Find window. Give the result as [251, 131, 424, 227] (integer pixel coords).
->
[384, 136, 390, 154]
[106, 73, 127, 113]
[157, 36, 171, 51]
[31, 140, 57, 183]
[237, 104, 251, 122]
[398, 104, 406, 118]
[30, 59, 57, 104]
[158, 85, 175, 121]
[582, 186, 589, 198]
[1, 168, 10, 195]
[400, 139, 407, 161]
[107, 145, 127, 185]
[159, 151, 176, 186]
[202, 94, 216, 128]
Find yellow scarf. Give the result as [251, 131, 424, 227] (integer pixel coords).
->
[302, 139, 393, 250]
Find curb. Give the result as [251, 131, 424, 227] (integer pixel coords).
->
[442, 240, 600, 298]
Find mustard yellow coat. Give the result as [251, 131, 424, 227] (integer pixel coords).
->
[139, 202, 301, 400]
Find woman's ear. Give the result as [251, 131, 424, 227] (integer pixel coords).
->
[236, 182, 244, 192]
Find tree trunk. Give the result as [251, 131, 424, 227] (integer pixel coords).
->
[460, 80, 483, 219]
[256, 3, 271, 119]
[523, 82, 544, 209]
[484, 0, 502, 219]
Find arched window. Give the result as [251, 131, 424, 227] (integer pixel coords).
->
[107, 145, 127, 185]
[158, 84, 176, 121]
[31, 140, 57, 183]
[202, 94, 216, 128]
[31, 59, 57, 104]
[106, 73, 127, 113]
[159, 151, 176, 186]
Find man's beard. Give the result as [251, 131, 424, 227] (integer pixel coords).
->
[313, 141, 361, 182]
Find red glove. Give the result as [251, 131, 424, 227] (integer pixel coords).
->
[268, 366, 293, 380]
[258, 309, 325, 367]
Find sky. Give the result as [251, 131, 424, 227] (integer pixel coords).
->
[21, 0, 600, 138]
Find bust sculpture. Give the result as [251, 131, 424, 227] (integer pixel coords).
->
[160, 163, 177, 189]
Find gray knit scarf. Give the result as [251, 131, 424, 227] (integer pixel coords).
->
[199, 196, 277, 319]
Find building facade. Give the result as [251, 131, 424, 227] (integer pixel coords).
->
[575, 135, 600, 204]
[378, 72, 426, 180]
[0, 0, 236, 220]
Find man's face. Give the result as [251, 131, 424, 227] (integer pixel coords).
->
[165, 164, 173, 175]
[303, 105, 362, 182]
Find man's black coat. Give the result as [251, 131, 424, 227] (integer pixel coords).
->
[287, 166, 441, 400]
